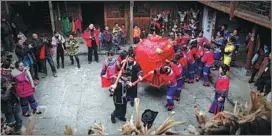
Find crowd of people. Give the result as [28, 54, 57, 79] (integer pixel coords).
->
[101, 22, 271, 124]
[1, 11, 271, 134]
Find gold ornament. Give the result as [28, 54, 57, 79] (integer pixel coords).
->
[156, 48, 163, 54]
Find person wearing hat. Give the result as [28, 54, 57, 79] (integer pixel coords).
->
[109, 71, 132, 123]
[195, 42, 204, 82]
[178, 52, 187, 89]
[186, 41, 196, 83]
[201, 43, 214, 87]
[166, 55, 183, 101]
[1, 77, 22, 134]
[209, 64, 230, 115]
[156, 66, 177, 111]
[123, 52, 143, 107]
[223, 36, 235, 66]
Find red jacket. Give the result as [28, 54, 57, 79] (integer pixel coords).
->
[156, 68, 177, 86]
[215, 75, 230, 92]
[170, 62, 183, 79]
[180, 51, 188, 68]
[83, 29, 99, 47]
[196, 46, 204, 59]
[186, 49, 195, 63]
[201, 50, 214, 66]
[198, 36, 209, 47]
[191, 47, 197, 56]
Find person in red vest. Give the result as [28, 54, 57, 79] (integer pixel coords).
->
[178, 50, 188, 88]
[83, 24, 100, 64]
[101, 52, 118, 96]
[166, 56, 183, 101]
[201, 43, 214, 86]
[209, 64, 230, 115]
[197, 30, 209, 47]
[155, 66, 177, 111]
[187, 40, 196, 83]
[195, 42, 204, 81]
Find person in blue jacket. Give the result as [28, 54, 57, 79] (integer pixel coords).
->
[230, 29, 240, 67]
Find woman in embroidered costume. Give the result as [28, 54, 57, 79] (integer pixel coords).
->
[209, 64, 230, 115]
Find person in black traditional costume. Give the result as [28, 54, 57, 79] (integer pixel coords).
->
[123, 52, 143, 107]
[109, 71, 132, 123]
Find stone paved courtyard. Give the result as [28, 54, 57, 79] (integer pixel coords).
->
[21, 50, 252, 135]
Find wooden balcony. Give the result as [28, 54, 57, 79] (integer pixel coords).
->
[199, 1, 271, 29]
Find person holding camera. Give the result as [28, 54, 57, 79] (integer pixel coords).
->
[1, 77, 22, 134]
[40, 36, 58, 77]
[51, 31, 66, 69]
[31, 33, 43, 80]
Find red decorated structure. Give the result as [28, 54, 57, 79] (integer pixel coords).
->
[134, 36, 175, 88]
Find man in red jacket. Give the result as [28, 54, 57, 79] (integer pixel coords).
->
[83, 24, 100, 64]
[201, 43, 214, 86]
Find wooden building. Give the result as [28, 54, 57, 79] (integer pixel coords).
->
[199, 1, 271, 29]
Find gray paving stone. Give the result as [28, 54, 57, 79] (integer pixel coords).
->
[19, 53, 251, 135]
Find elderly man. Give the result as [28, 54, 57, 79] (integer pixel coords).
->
[83, 24, 100, 63]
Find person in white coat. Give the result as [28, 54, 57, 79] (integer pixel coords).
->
[51, 31, 66, 68]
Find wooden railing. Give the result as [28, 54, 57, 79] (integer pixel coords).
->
[199, 1, 271, 29]
[237, 1, 271, 20]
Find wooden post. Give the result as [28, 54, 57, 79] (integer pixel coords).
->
[129, 1, 134, 45]
[104, 4, 107, 26]
[49, 1, 55, 34]
[5, 1, 9, 15]
[57, 2, 61, 21]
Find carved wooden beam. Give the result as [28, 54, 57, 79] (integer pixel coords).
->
[199, 1, 272, 29]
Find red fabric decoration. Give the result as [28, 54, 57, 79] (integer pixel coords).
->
[101, 76, 112, 88]
[134, 37, 175, 87]
[75, 19, 82, 32]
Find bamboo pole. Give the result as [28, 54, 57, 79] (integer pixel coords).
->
[49, 1, 55, 34]
[129, 1, 134, 44]
[111, 56, 128, 91]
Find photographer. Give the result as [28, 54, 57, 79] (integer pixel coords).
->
[15, 39, 34, 68]
[40, 36, 57, 77]
[31, 33, 43, 80]
[51, 31, 66, 69]
[1, 77, 22, 134]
